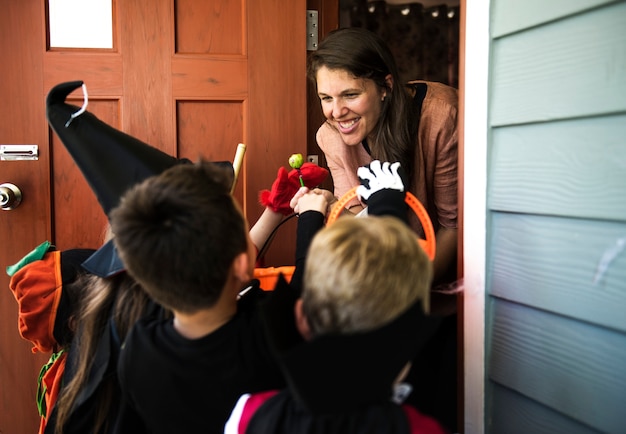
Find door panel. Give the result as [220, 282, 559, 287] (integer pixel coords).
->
[52, 100, 118, 248]
[1, 2, 52, 433]
[0, 1, 306, 432]
[175, 0, 243, 53]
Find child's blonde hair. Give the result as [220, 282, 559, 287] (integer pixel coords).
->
[302, 215, 432, 337]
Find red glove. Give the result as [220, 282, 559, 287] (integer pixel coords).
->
[259, 163, 329, 215]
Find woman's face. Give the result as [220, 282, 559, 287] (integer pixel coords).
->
[316, 66, 387, 146]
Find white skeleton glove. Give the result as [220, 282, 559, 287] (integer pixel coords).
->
[356, 160, 405, 202]
[356, 160, 408, 223]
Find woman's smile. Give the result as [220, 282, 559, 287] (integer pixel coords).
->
[337, 117, 361, 133]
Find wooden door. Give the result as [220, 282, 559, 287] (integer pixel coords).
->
[0, 1, 306, 432]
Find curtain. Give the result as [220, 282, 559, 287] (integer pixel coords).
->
[340, 0, 460, 88]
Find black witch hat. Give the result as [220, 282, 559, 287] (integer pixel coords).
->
[46, 81, 181, 216]
[46, 80, 195, 277]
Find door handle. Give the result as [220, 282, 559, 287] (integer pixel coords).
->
[0, 183, 22, 210]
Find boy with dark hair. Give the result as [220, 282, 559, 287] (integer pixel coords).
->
[109, 160, 290, 433]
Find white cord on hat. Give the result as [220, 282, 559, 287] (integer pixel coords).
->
[65, 83, 89, 127]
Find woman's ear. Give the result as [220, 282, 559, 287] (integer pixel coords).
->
[385, 73, 394, 92]
[294, 299, 312, 341]
[381, 74, 393, 101]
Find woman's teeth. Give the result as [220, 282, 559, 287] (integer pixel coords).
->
[339, 118, 359, 128]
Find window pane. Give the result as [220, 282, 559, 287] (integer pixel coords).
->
[49, 0, 113, 49]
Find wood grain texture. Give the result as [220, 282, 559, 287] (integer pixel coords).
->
[176, 100, 246, 200]
[175, 0, 243, 54]
[489, 212, 626, 332]
[488, 299, 626, 433]
[247, 0, 307, 266]
[490, 1, 626, 126]
[43, 52, 123, 96]
[121, 1, 176, 157]
[172, 56, 247, 97]
[0, 2, 52, 433]
[489, 115, 626, 221]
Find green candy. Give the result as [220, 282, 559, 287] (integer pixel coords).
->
[288, 153, 304, 170]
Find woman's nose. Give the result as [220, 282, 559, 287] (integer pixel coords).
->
[330, 100, 347, 119]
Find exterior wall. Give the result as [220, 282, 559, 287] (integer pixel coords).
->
[484, 1, 626, 433]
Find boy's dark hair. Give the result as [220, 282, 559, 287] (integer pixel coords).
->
[110, 160, 247, 313]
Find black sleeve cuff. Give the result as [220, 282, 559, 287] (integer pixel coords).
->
[367, 190, 408, 224]
[290, 210, 325, 294]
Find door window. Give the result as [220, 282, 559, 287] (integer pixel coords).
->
[48, 0, 113, 49]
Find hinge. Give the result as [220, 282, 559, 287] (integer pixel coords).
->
[306, 10, 319, 51]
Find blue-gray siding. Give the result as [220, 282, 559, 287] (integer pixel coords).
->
[485, 0, 626, 432]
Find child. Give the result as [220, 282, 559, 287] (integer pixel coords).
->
[51, 254, 161, 434]
[7, 243, 95, 434]
[108, 160, 299, 433]
[225, 161, 447, 433]
[43, 80, 328, 433]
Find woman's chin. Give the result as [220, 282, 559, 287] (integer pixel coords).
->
[339, 132, 365, 147]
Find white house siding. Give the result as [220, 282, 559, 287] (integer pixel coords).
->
[484, 1, 626, 433]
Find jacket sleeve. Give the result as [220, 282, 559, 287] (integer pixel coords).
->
[288, 210, 325, 295]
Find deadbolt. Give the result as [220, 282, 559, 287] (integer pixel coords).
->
[0, 183, 22, 210]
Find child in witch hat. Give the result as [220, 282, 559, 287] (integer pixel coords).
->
[7, 242, 95, 434]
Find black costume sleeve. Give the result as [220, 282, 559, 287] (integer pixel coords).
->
[289, 210, 325, 295]
[366, 189, 409, 224]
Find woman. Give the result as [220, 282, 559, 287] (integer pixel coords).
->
[308, 27, 459, 432]
[308, 27, 458, 290]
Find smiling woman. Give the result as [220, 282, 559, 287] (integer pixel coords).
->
[307, 27, 459, 432]
[308, 28, 458, 287]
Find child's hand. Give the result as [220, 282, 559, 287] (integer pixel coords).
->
[356, 161, 408, 222]
[290, 187, 329, 215]
[289, 186, 309, 210]
[356, 160, 404, 203]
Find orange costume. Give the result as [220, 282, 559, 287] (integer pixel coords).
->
[8, 242, 94, 434]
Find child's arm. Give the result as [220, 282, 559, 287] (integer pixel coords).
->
[288, 188, 329, 294]
[249, 207, 284, 253]
[252, 163, 330, 262]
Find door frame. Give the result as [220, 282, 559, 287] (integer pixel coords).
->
[459, 0, 488, 432]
